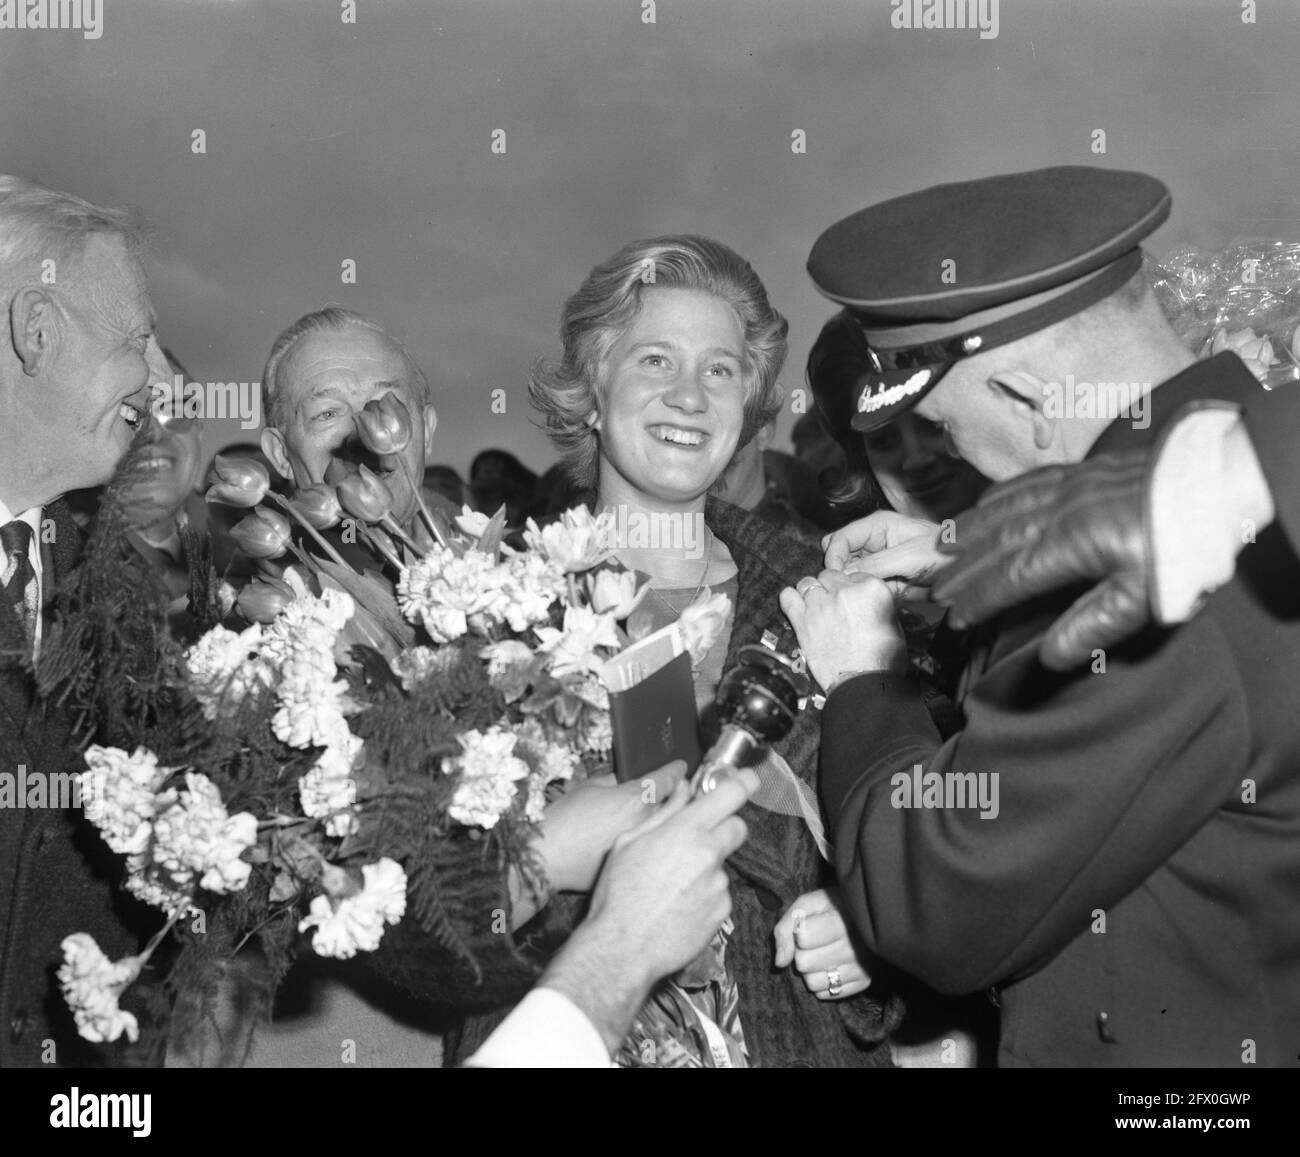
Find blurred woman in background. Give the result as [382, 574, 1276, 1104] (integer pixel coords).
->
[807, 311, 988, 525]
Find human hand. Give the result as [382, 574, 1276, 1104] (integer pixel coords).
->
[540, 768, 758, 1054]
[780, 569, 906, 693]
[931, 454, 1151, 670]
[582, 768, 757, 980]
[773, 886, 873, 1001]
[823, 510, 945, 601]
[534, 761, 687, 895]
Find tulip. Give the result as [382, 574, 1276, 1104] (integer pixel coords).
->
[355, 394, 448, 551]
[236, 576, 296, 623]
[292, 483, 344, 530]
[678, 590, 732, 668]
[230, 507, 292, 560]
[335, 463, 395, 526]
[325, 460, 425, 564]
[587, 567, 650, 619]
[206, 454, 272, 508]
[454, 505, 491, 539]
[324, 457, 358, 488]
[355, 392, 413, 457]
[524, 507, 617, 573]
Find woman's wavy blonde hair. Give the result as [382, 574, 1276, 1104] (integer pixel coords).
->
[529, 235, 788, 489]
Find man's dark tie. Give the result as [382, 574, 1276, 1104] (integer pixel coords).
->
[1, 519, 35, 623]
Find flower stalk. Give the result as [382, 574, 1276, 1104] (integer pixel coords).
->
[266, 491, 354, 572]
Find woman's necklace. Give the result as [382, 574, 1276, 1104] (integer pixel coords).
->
[647, 551, 712, 617]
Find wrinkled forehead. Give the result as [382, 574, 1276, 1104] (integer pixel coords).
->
[279, 326, 418, 406]
[73, 233, 152, 326]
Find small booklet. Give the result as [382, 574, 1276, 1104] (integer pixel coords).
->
[602, 622, 702, 783]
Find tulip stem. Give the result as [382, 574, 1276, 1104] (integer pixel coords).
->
[268, 493, 355, 572]
[287, 542, 317, 572]
[397, 457, 448, 549]
[360, 526, 405, 572]
[379, 515, 426, 561]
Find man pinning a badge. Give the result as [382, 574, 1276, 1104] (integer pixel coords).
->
[781, 166, 1300, 1067]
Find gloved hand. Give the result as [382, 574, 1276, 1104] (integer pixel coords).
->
[932, 451, 1153, 671]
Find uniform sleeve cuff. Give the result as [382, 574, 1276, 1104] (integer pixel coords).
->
[820, 671, 937, 820]
[463, 987, 614, 1068]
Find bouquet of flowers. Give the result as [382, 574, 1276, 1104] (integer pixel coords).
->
[42, 393, 730, 1058]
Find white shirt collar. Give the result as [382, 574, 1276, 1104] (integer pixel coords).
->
[0, 496, 46, 657]
[0, 496, 45, 577]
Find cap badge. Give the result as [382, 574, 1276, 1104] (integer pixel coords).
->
[962, 334, 983, 354]
[858, 368, 932, 415]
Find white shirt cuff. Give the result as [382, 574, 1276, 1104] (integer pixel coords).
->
[1149, 405, 1243, 623]
[464, 987, 614, 1068]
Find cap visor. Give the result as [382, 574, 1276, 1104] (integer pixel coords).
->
[849, 364, 950, 432]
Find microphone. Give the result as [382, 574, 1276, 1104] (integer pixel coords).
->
[691, 641, 811, 796]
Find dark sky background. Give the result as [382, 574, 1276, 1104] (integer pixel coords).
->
[3, 0, 1298, 474]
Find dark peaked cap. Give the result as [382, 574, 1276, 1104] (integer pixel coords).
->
[806, 166, 1171, 431]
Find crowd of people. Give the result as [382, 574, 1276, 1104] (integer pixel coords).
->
[2, 163, 1298, 1070]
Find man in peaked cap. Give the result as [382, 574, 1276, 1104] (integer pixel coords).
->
[780, 166, 1300, 1066]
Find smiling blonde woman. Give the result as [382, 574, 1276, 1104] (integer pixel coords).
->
[445, 235, 903, 1068]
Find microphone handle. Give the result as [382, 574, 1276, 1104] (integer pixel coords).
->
[690, 724, 759, 797]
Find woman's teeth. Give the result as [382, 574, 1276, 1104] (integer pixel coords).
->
[120, 403, 143, 430]
[652, 426, 705, 447]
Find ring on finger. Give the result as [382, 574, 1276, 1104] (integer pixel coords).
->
[796, 577, 823, 596]
[825, 967, 843, 997]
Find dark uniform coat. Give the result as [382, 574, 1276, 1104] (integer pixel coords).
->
[820, 352, 1300, 1066]
[1243, 363, 1300, 561]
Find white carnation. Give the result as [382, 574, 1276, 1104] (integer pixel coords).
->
[445, 726, 530, 829]
[299, 732, 363, 838]
[185, 623, 272, 721]
[580, 711, 613, 758]
[79, 745, 173, 857]
[397, 547, 511, 642]
[150, 772, 257, 895]
[389, 645, 456, 692]
[58, 934, 143, 1044]
[298, 858, 407, 959]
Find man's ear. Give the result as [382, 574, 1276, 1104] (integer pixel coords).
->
[10, 287, 57, 377]
[420, 403, 438, 462]
[260, 426, 294, 482]
[987, 369, 1056, 451]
